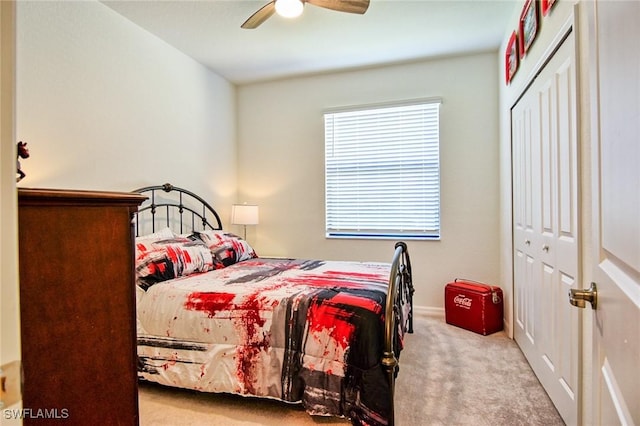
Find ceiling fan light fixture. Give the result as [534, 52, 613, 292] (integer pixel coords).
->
[275, 0, 304, 18]
[242, 0, 368, 29]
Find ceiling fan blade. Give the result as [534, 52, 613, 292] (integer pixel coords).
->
[305, 0, 370, 14]
[241, 1, 277, 29]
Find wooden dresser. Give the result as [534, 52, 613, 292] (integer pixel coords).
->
[17, 188, 146, 425]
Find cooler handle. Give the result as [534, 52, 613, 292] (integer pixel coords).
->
[454, 278, 502, 305]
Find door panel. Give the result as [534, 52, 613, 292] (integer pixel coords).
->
[587, 1, 640, 424]
[513, 98, 540, 353]
[512, 29, 579, 424]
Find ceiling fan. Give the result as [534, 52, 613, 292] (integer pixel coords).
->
[241, 0, 370, 29]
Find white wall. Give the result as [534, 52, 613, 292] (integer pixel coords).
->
[2, 1, 236, 415]
[237, 52, 501, 310]
[13, 0, 503, 312]
[1, 3, 22, 416]
[16, 0, 237, 213]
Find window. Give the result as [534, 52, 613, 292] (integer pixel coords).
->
[324, 99, 441, 239]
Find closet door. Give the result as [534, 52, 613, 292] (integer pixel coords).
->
[512, 78, 540, 366]
[512, 30, 579, 424]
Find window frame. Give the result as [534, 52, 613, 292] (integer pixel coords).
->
[324, 98, 442, 240]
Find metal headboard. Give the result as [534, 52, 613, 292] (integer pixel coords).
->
[132, 183, 223, 237]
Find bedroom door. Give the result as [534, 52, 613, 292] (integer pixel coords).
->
[512, 29, 579, 424]
[586, 1, 640, 424]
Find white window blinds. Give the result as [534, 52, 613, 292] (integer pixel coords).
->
[324, 99, 441, 239]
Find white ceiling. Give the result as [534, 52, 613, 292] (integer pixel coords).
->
[102, 0, 518, 85]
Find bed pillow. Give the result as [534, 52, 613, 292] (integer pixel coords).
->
[135, 227, 176, 242]
[191, 230, 258, 269]
[135, 237, 213, 290]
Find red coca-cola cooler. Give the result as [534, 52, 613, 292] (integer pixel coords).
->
[445, 278, 503, 335]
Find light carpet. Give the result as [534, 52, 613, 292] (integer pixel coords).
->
[138, 313, 564, 425]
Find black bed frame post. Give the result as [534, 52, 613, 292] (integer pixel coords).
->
[150, 189, 156, 233]
[383, 361, 397, 426]
[403, 245, 414, 334]
[382, 241, 411, 426]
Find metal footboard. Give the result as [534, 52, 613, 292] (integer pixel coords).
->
[382, 241, 414, 426]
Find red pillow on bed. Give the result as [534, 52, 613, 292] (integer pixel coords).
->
[135, 237, 214, 290]
[191, 230, 257, 269]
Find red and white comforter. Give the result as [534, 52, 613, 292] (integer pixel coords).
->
[136, 257, 410, 425]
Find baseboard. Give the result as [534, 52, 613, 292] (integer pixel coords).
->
[413, 305, 444, 318]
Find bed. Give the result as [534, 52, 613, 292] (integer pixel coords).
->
[132, 183, 414, 426]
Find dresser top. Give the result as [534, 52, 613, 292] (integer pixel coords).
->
[18, 187, 147, 207]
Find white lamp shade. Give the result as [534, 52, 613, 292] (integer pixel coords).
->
[231, 204, 259, 226]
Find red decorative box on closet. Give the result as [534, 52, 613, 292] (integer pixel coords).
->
[445, 279, 504, 335]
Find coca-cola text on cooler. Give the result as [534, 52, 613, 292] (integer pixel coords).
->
[453, 294, 472, 309]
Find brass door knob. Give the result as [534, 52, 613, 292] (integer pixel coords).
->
[569, 282, 597, 309]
